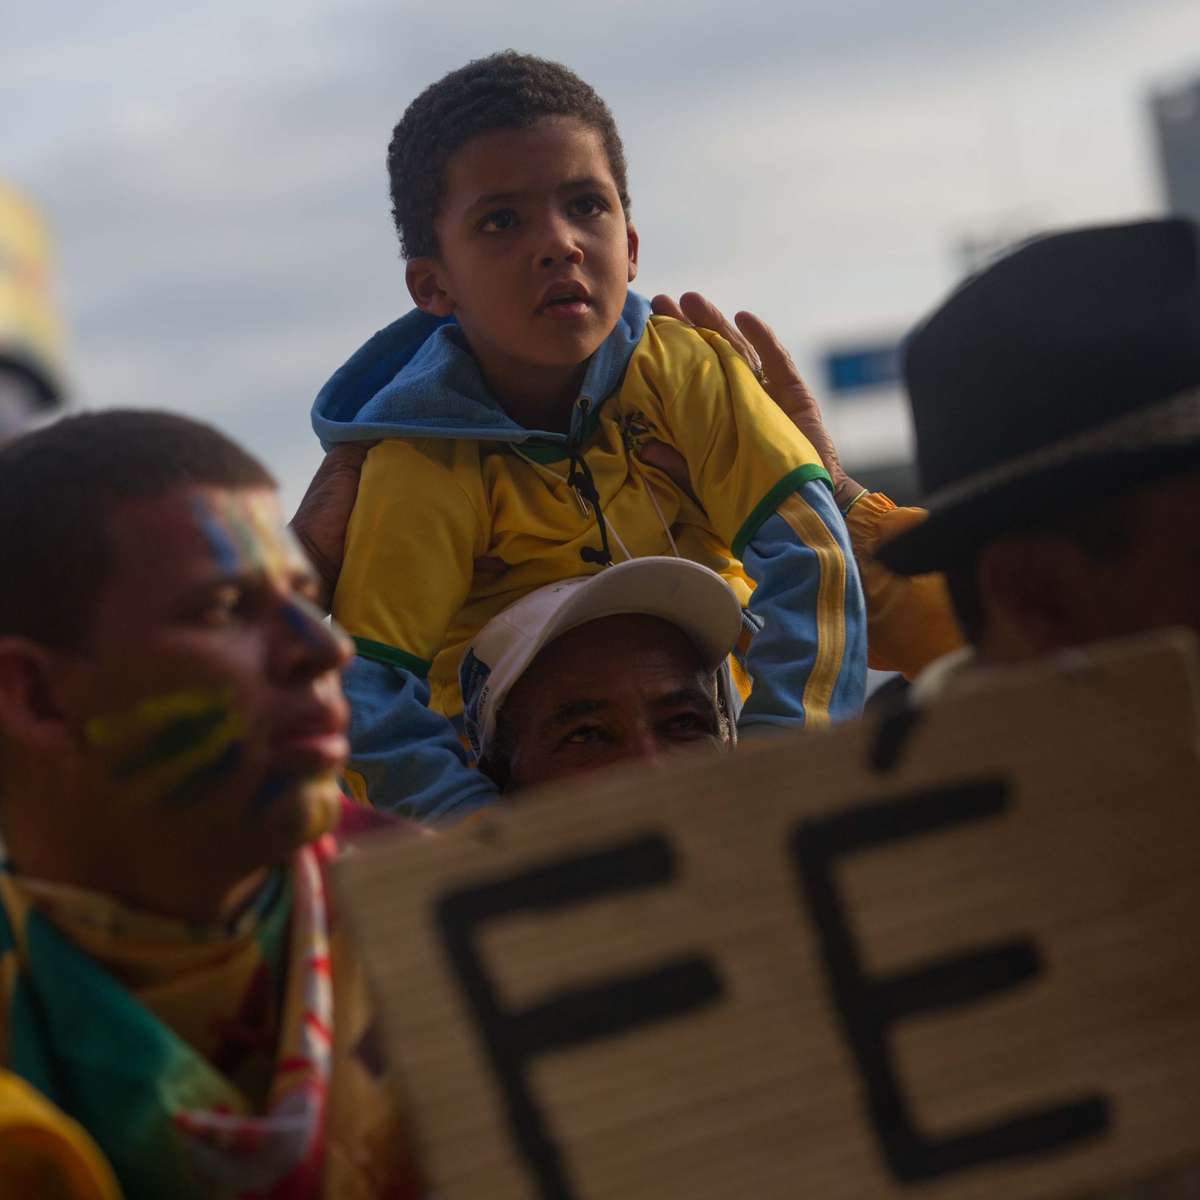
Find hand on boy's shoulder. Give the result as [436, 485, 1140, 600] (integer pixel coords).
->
[650, 292, 765, 369]
[649, 291, 855, 503]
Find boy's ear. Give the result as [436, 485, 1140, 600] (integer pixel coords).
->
[0, 638, 74, 757]
[406, 258, 456, 317]
[626, 222, 640, 284]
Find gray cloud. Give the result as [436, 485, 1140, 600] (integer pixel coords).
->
[4, 0, 1194, 507]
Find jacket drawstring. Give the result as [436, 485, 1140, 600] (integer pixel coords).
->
[514, 393, 683, 568]
[564, 396, 614, 566]
[566, 450, 614, 566]
[629, 452, 681, 558]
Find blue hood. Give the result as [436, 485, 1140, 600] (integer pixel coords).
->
[312, 292, 650, 450]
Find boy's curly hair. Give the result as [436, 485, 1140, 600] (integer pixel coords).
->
[388, 51, 631, 258]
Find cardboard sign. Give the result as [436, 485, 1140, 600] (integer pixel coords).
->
[335, 632, 1200, 1199]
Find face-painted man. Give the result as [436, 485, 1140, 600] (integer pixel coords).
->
[0, 411, 424, 1199]
[459, 556, 744, 795]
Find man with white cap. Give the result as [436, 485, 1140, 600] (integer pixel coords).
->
[457, 556, 745, 793]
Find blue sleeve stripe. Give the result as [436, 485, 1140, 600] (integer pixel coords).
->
[772, 490, 847, 729]
[738, 480, 866, 731]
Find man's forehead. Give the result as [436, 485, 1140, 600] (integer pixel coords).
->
[526, 615, 712, 697]
[189, 487, 305, 576]
[110, 484, 304, 579]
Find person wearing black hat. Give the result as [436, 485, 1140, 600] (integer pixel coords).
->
[876, 217, 1200, 687]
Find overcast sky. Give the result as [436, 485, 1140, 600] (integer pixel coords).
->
[4, 0, 1198, 510]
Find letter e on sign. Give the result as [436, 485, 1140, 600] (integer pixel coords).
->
[792, 776, 1110, 1181]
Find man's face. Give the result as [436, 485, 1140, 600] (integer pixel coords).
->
[60, 484, 351, 881]
[1071, 473, 1200, 644]
[411, 116, 639, 407]
[980, 472, 1200, 660]
[498, 614, 725, 791]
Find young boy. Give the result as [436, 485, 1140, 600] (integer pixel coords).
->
[313, 51, 867, 822]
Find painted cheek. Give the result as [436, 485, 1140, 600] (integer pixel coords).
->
[84, 687, 247, 807]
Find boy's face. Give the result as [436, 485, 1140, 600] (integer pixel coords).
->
[407, 116, 639, 408]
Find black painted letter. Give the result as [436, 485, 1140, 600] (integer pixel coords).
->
[791, 778, 1109, 1181]
[437, 833, 723, 1200]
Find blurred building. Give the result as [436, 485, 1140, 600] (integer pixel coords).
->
[0, 183, 69, 440]
[818, 218, 1040, 507]
[1151, 73, 1200, 223]
[819, 334, 920, 505]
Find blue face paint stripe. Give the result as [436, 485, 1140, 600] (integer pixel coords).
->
[191, 495, 241, 575]
[251, 773, 292, 811]
[280, 598, 331, 650]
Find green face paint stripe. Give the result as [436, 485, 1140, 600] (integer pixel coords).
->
[159, 739, 245, 808]
[229, 512, 258, 562]
[193, 493, 302, 585]
[110, 706, 231, 780]
[127, 711, 246, 804]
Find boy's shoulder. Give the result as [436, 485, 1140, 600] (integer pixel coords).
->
[641, 312, 726, 353]
[620, 314, 750, 411]
[364, 434, 473, 472]
[358, 436, 488, 513]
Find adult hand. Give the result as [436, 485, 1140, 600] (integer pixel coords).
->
[290, 443, 374, 609]
[650, 292, 865, 510]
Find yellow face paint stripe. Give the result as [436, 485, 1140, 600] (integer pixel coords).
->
[775, 493, 846, 731]
[84, 688, 246, 805]
[84, 688, 237, 751]
[130, 708, 246, 805]
[340, 767, 370, 808]
[193, 491, 305, 586]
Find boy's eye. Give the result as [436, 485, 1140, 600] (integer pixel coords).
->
[569, 194, 608, 218]
[479, 209, 517, 233]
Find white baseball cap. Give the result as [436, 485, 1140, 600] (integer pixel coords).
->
[459, 556, 744, 760]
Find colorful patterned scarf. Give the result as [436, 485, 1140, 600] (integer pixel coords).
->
[0, 807, 424, 1200]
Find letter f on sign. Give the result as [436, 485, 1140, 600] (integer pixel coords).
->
[437, 834, 723, 1200]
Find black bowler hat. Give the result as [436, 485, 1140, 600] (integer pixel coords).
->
[877, 218, 1200, 575]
